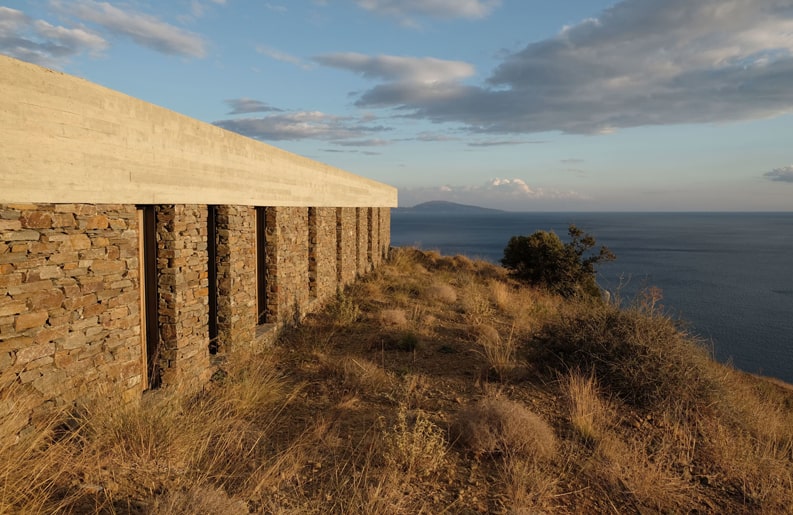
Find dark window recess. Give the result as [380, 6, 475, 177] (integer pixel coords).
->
[207, 205, 219, 354]
[140, 205, 161, 389]
[256, 207, 268, 325]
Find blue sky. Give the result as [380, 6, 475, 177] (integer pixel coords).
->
[2, 0, 793, 211]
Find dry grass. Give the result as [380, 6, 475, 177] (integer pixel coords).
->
[3, 248, 793, 514]
[565, 371, 611, 445]
[473, 323, 518, 382]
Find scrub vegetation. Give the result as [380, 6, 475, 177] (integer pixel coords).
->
[2, 248, 792, 513]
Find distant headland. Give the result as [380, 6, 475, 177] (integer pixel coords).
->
[397, 200, 504, 214]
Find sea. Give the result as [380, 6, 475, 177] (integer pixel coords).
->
[391, 211, 793, 384]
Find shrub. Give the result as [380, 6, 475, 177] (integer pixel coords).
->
[534, 302, 717, 410]
[452, 394, 556, 460]
[501, 224, 614, 298]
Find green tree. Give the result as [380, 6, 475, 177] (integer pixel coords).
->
[501, 225, 615, 298]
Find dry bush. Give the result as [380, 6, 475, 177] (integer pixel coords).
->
[535, 302, 718, 410]
[460, 282, 495, 326]
[453, 393, 556, 460]
[424, 282, 457, 304]
[328, 290, 361, 326]
[379, 308, 408, 328]
[565, 371, 612, 445]
[382, 406, 447, 479]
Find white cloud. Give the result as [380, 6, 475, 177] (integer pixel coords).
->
[54, 0, 207, 58]
[764, 166, 793, 183]
[257, 45, 313, 70]
[354, 0, 500, 25]
[332, 0, 793, 135]
[0, 6, 107, 67]
[400, 178, 585, 210]
[214, 111, 391, 142]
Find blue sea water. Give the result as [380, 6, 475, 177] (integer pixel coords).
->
[391, 211, 793, 384]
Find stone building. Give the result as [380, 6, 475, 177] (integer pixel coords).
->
[0, 55, 397, 436]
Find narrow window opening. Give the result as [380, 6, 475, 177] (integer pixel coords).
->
[367, 207, 374, 267]
[207, 205, 219, 354]
[255, 206, 268, 324]
[336, 208, 342, 284]
[138, 205, 160, 389]
[308, 207, 317, 299]
[355, 207, 361, 274]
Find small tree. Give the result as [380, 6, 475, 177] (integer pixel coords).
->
[501, 225, 615, 298]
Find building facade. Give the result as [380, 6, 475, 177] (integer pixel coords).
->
[0, 56, 397, 436]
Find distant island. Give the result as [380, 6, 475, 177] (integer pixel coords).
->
[397, 200, 504, 214]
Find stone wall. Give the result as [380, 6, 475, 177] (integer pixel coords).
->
[215, 205, 256, 353]
[1, 201, 390, 437]
[155, 205, 211, 388]
[379, 207, 391, 260]
[264, 207, 310, 325]
[311, 207, 338, 302]
[0, 203, 142, 435]
[356, 208, 370, 275]
[337, 208, 358, 287]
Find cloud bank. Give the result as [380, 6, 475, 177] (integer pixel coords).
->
[321, 0, 793, 134]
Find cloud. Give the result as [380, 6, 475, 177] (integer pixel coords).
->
[467, 139, 545, 147]
[54, 0, 207, 58]
[764, 166, 793, 183]
[400, 178, 585, 210]
[265, 3, 287, 13]
[257, 45, 313, 70]
[224, 98, 282, 115]
[315, 52, 474, 83]
[214, 111, 391, 141]
[315, 52, 475, 106]
[332, 0, 793, 134]
[354, 0, 500, 25]
[0, 6, 107, 67]
[331, 138, 389, 147]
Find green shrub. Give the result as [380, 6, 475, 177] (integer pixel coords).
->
[501, 225, 614, 298]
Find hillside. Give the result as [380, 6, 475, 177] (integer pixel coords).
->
[3, 248, 793, 513]
[397, 200, 504, 214]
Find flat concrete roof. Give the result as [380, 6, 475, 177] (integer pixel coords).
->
[0, 55, 397, 207]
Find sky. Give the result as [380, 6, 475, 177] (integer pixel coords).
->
[2, 0, 793, 211]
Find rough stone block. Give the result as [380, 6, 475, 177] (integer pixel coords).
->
[14, 311, 48, 332]
[20, 212, 52, 229]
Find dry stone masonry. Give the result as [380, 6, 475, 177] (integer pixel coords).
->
[0, 55, 397, 439]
